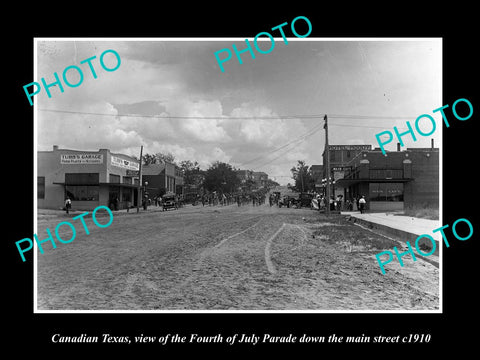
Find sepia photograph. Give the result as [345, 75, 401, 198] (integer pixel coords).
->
[33, 38, 442, 312]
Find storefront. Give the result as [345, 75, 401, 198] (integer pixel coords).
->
[338, 178, 409, 211]
[336, 145, 439, 212]
[37, 146, 140, 211]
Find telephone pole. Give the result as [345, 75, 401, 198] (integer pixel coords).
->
[324, 114, 330, 216]
[300, 166, 305, 193]
[136, 145, 143, 213]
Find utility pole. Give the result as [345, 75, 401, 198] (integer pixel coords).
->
[136, 145, 143, 213]
[300, 165, 305, 193]
[324, 115, 330, 216]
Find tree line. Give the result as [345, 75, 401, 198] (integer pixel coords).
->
[140, 152, 279, 194]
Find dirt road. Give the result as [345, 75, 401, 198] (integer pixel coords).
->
[36, 203, 439, 310]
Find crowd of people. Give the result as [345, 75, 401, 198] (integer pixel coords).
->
[67, 189, 367, 214]
[149, 190, 271, 208]
[310, 193, 367, 213]
[195, 191, 269, 207]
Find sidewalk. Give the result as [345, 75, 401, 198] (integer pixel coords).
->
[343, 211, 441, 258]
[36, 205, 166, 221]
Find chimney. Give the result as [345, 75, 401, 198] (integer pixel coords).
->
[53, 145, 58, 151]
[431, 138, 434, 149]
[397, 142, 400, 152]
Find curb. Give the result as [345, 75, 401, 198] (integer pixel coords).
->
[346, 215, 440, 258]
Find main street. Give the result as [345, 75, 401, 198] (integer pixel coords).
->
[36, 202, 439, 311]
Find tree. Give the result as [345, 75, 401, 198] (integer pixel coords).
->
[142, 152, 176, 165]
[156, 152, 176, 164]
[179, 160, 203, 193]
[290, 160, 315, 192]
[244, 178, 256, 191]
[203, 162, 240, 194]
[142, 153, 157, 165]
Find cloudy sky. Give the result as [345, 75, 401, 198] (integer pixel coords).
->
[35, 38, 442, 185]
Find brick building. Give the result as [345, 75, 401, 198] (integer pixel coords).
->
[309, 164, 324, 191]
[336, 143, 439, 211]
[252, 171, 268, 187]
[142, 162, 184, 198]
[321, 145, 372, 200]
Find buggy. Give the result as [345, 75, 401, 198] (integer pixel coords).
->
[279, 195, 296, 208]
[297, 192, 314, 208]
[162, 193, 178, 211]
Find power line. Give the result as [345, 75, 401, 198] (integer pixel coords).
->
[237, 121, 324, 168]
[38, 108, 416, 121]
[329, 123, 387, 129]
[329, 114, 416, 120]
[251, 141, 302, 171]
[38, 108, 322, 120]
[37, 107, 405, 172]
[250, 125, 324, 171]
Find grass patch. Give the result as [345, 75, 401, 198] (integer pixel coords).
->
[311, 221, 398, 250]
[401, 206, 439, 220]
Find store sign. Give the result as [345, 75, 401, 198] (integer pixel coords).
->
[61, 154, 103, 164]
[329, 145, 372, 151]
[111, 156, 139, 171]
[126, 170, 139, 176]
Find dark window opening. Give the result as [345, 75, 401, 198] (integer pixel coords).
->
[65, 173, 99, 185]
[38, 176, 45, 199]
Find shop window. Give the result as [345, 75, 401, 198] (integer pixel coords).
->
[64, 173, 99, 201]
[386, 183, 404, 201]
[109, 174, 120, 183]
[65, 185, 99, 201]
[38, 176, 45, 199]
[123, 176, 132, 184]
[369, 183, 404, 201]
[369, 183, 384, 201]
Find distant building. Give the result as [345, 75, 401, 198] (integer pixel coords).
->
[252, 171, 268, 187]
[309, 165, 324, 190]
[38, 145, 140, 210]
[322, 145, 372, 201]
[142, 162, 184, 198]
[235, 169, 253, 183]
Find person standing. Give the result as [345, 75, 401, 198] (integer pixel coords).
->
[329, 196, 335, 211]
[65, 197, 72, 214]
[359, 195, 366, 214]
[336, 195, 342, 211]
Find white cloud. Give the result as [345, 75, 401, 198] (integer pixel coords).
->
[180, 118, 230, 142]
[166, 99, 231, 142]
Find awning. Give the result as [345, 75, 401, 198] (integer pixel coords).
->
[53, 182, 139, 189]
[336, 178, 413, 186]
